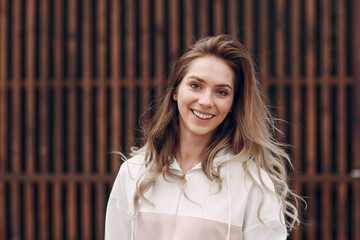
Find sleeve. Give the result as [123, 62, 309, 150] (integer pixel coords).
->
[242, 169, 288, 240]
[105, 162, 133, 240]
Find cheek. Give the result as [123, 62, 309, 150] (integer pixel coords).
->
[177, 91, 194, 107]
[176, 96, 190, 115]
[221, 99, 233, 113]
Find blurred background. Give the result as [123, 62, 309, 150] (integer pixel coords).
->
[0, 0, 359, 239]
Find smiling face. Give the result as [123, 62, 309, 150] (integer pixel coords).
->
[174, 56, 235, 141]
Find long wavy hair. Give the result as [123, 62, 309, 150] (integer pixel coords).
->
[130, 35, 301, 232]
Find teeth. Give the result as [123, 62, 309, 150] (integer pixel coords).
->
[192, 110, 214, 119]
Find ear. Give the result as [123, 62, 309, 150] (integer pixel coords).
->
[172, 93, 177, 101]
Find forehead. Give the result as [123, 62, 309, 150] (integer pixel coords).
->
[184, 56, 234, 87]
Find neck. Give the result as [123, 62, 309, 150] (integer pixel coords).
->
[175, 132, 212, 173]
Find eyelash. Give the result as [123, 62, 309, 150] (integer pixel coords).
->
[190, 83, 200, 89]
[190, 83, 228, 96]
[217, 90, 228, 96]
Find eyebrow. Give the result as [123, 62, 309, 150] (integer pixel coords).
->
[188, 75, 233, 90]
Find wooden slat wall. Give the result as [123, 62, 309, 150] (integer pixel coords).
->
[0, 0, 359, 239]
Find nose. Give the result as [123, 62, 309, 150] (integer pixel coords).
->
[198, 91, 214, 107]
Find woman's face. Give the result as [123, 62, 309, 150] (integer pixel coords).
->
[174, 56, 234, 141]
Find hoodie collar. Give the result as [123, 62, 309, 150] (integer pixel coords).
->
[169, 147, 235, 173]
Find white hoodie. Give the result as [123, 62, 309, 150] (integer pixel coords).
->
[105, 148, 287, 240]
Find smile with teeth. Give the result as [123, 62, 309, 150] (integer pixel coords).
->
[192, 110, 214, 119]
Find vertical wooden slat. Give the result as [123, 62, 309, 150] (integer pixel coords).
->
[0, 0, 8, 238]
[81, 0, 92, 238]
[67, 0, 78, 173]
[11, 1, 22, 239]
[39, 0, 49, 172]
[305, 0, 316, 173]
[0, 183, 6, 240]
[213, 0, 223, 35]
[155, 0, 165, 96]
[53, 0, 64, 172]
[228, 0, 238, 37]
[140, 0, 150, 79]
[184, 0, 194, 46]
[289, 1, 302, 239]
[354, 182, 360, 240]
[66, 183, 77, 240]
[53, 0, 64, 238]
[140, 0, 150, 115]
[82, 0, 92, 174]
[97, 0, 107, 174]
[336, 0, 346, 78]
[96, 0, 107, 238]
[38, 0, 50, 237]
[96, 183, 105, 239]
[320, 0, 332, 178]
[66, 1, 78, 239]
[52, 0, 63, 167]
[53, 183, 63, 240]
[81, 181, 91, 240]
[259, 0, 269, 87]
[38, 181, 48, 240]
[243, 0, 254, 54]
[275, 0, 286, 141]
[199, 0, 209, 37]
[38, 2, 50, 239]
[10, 183, 20, 240]
[335, 0, 346, 172]
[336, 1, 347, 239]
[25, 1, 36, 239]
[110, 0, 121, 172]
[305, 0, 317, 239]
[0, 0, 8, 171]
[169, 0, 179, 61]
[353, 1, 360, 239]
[98, 0, 107, 80]
[11, 0, 21, 173]
[125, 0, 135, 152]
[320, 0, 332, 239]
[25, 0, 35, 174]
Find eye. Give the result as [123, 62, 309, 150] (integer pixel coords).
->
[217, 90, 228, 96]
[190, 83, 200, 89]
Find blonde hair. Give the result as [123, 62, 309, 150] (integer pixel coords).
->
[130, 35, 301, 232]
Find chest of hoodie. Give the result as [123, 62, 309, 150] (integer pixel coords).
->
[139, 162, 248, 227]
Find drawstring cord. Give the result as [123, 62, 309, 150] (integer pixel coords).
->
[226, 164, 232, 240]
[130, 220, 134, 240]
[172, 181, 184, 240]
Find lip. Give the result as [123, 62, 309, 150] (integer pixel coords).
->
[191, 109, 215, 120]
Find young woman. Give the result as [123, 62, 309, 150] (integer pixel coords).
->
[105, 35, 301, 240]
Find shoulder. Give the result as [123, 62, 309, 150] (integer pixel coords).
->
[243, 160, 276, 192]
[224, 158, 284, 232]
[217, 149, 275, 192]
[110, 152, 147, 198]
[215, 148, 273, 188]
[118, 151, 147, 181]
[110, 151, 147, 193]
[213, 148, 275, 195]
